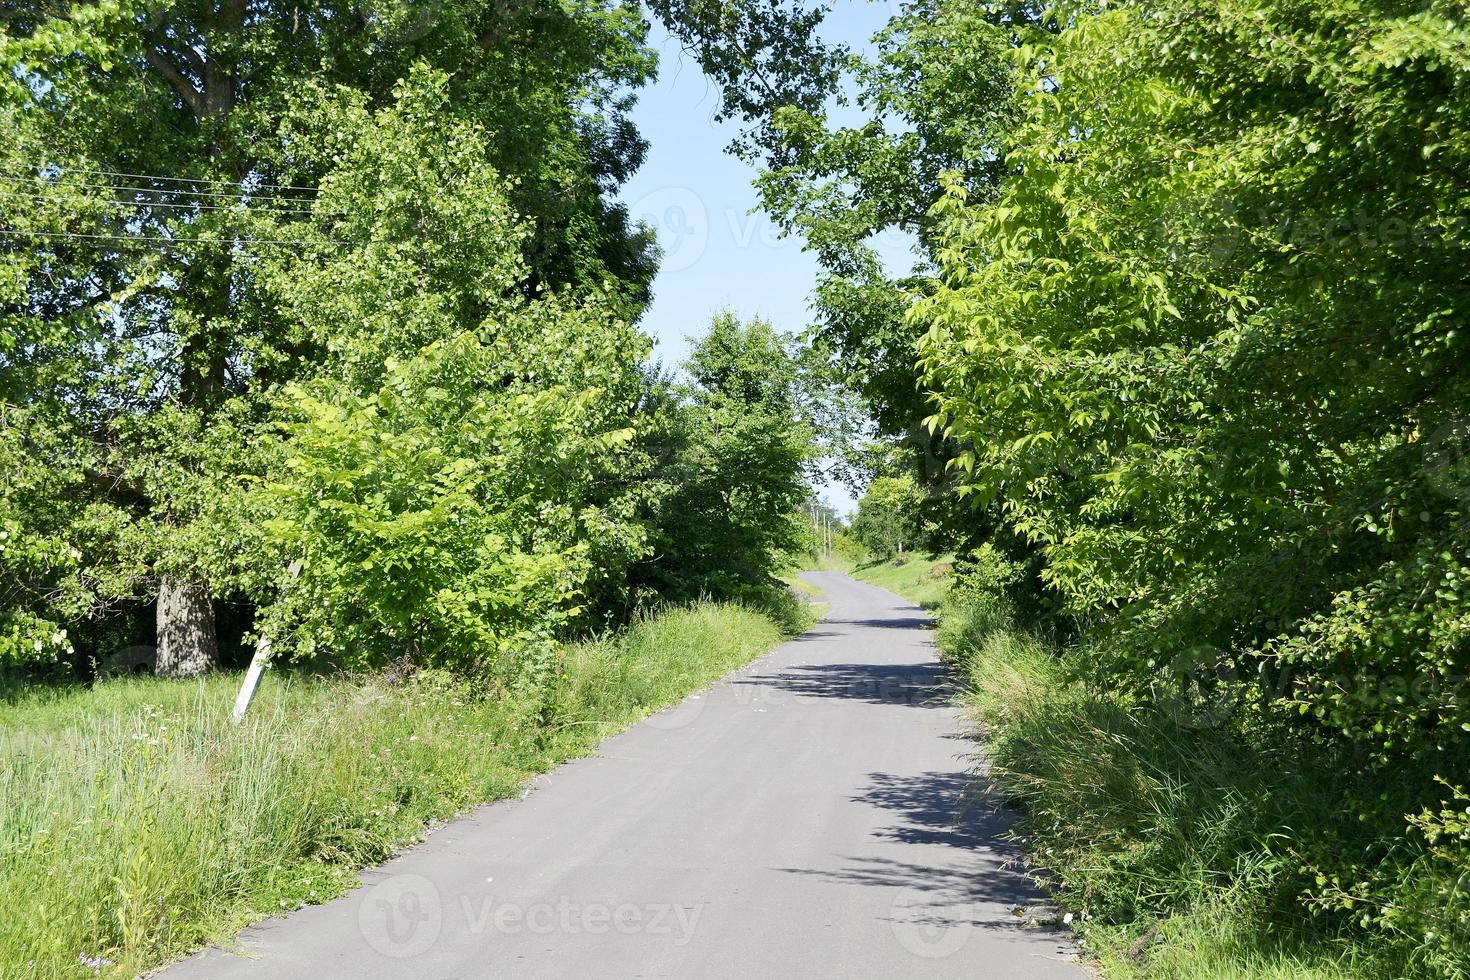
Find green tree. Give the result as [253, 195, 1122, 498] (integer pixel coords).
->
[735, 0, 1032, 549]
[754, 0, 1019, 434]
[637, 311, 816, 599]
[851, 473, 926, 561]
[913, 0, 1470, 955]
[243, 72, 655, 680]
[0, 0, 657, 675]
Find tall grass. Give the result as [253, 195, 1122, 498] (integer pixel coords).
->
[0, 601, 796, 979]
[934, 587, 1433, 979]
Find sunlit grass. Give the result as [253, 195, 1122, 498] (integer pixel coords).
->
[940, 591, 1425, 980]
[849, 553, 956, 609]
[0, 601, 795, 979]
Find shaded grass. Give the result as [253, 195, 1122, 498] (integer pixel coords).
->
[0, 600, 799, 979]
[935, 591, 1428, 980]
[777, 573, 831, 623]
[780, 572, 824, 599]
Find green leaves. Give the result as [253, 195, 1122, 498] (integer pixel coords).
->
[898, 2, 1470, 947]
[260, 316, 652, 672]
[636, 312, 817, 601]
[851, 472, 931, 560]
[1, 0, 669, 674]
[916, 0, 1470, 688]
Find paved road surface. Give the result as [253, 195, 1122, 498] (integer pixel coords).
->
[164, 572, 1083, 979]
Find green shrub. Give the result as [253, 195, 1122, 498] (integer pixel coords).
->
[908, 2, 1470, 969]
[943, 586, 1447, 978]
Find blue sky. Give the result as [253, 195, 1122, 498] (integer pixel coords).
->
[619, 7, 907, 513]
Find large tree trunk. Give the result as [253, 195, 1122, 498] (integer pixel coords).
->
[138, 6, 240, 683]
[156, 575, 220, 677]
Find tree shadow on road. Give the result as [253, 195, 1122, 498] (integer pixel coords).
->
[775, 769, 1065, 931]
[821, 616, 932, 630]
[732, 661, 954, 707]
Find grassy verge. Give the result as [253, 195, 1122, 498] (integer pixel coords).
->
[0, 600, 804, 979]
[778, 572, 831, 622]
[851, 552, 1431, 979]
[849, 553, 955, 609]
[799, 551, 855, 573]
[951, 623, 1416, 979]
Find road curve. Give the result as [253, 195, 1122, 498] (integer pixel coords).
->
[163, 572, 1083, 979]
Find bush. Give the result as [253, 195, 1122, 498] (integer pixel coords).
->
[911, 2, 1470, 968]
[239, 76, 667, 676]
[262, 309, 651, 675]
[632, 312, 816, 602]
[942, 584, 1451, 977]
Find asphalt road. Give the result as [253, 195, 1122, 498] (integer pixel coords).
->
[163, 572, 1083, 979]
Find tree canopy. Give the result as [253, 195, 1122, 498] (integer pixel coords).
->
[0, 0, 826, 676]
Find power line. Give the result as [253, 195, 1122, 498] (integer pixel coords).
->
[0, 173, 330, 209]
[1, 165, 322, 193]
[0, 189, 326, 217]
[2, 228, 332, 247]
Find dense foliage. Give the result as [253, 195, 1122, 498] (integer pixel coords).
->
[752, 0, 1023, 515]
[633, 312, 817, 601]
[707, 0, 1470, 969]
[0, 1, 819, 680]
[849, 473, 927, 560]
[900, 0, 1470, 968]
[9, 0, 1470, 971]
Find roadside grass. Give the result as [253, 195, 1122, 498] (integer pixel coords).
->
[790, 555, 1420, 976]
[778, 572, 831, 623]
[939, 594, 1428, 980]
[780, 572, 824, 599]
[0, 600, 800, 979]
[849, 553, 955, 609]
[1090, 906, 1408, 980]
[800, 551, 855, 573]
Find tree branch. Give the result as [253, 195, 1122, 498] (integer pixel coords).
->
[143, 46, 204, 117]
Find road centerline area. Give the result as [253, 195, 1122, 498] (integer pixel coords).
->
[163, 572, 1082, 979]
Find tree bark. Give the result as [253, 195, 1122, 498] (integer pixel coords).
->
[156, 574, 220, 677]
[134, 5, 244, 682]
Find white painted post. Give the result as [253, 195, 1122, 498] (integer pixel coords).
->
[230, 560, 301, 725]
[230, 635, 271, 724]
